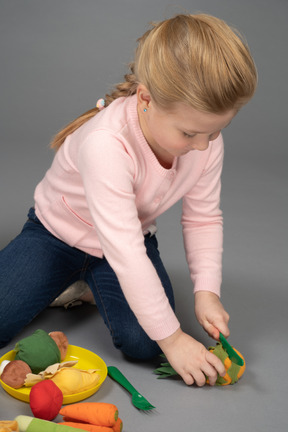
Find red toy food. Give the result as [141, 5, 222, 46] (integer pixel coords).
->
[29, 380, 63, 421]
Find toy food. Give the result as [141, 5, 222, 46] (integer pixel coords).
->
[14, 329, 61, 374]
[59, 402, 118, 426]
[59, 402, 121, 431]
[29, 380, 63, 421]
[112, 418, 123, 432]
[23, 360, 100, 397]
[208, 342, 246, 385]
[0, 420, 19, 432]
[1, 360, 32, 389]
[59, 422, 121, 431]
[51, 368, 100, 395]
[1, 330, 106, 401]
[0, 360, 10, 375]
[49, 332, 69, 361]
[15, 416, 83, 432]
[24, 361, 78, 387]
[154, 342, 246, 385]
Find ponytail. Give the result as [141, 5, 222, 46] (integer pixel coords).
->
[50, 63, 138, 150]
[50, 107, 99, 150]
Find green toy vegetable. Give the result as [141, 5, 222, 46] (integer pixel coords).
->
[14, 329, 61, 374]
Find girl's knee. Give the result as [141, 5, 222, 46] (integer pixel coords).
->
[112, 327, 161, 360]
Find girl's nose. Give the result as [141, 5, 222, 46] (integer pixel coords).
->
[192, 130, 220, 151]
[192, 137, 210, 151]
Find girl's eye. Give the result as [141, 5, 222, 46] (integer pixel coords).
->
[183, 132, 196, 138]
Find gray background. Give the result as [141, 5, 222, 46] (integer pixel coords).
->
[0, 1, 287, 431]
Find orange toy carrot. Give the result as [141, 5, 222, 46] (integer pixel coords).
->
[59, 422, 112, 432]
[60, 419, 122, 432]
[112, 418, 123, 432]
[59, 403, 118, 427]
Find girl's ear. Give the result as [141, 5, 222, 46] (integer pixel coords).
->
[137, 84, 152, 111]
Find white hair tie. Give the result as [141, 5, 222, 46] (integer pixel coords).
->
[96, 98, 105, 110]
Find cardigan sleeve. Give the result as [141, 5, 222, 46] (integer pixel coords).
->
[77, 130, 180, 340]
[181, 135, 224, 297]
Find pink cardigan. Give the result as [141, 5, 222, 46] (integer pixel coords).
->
[35, 95, 224, 341]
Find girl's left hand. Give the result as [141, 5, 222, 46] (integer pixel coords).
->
[194, 291, 230, 340]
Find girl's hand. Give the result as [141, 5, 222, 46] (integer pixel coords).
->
[157, 328, 226, 386]
[194, 291, 230, 340]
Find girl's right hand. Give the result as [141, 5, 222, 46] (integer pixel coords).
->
[157, 328, 226, 386]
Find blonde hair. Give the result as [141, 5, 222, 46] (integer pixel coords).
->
[51, 13, 257, 150]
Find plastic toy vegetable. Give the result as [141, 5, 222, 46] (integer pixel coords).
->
[59, 402, 119, 427]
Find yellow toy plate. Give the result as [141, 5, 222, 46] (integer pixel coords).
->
[0, 345, 107, 404]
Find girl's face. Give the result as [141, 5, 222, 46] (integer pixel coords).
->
[137, 85, 237, 168]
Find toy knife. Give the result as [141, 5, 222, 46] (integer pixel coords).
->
[219, 333, 244, 366]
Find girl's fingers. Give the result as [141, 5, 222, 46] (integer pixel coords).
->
[179, 352, 225, 387]
[201, 364, 218, 386]
[203, 317, 230, 340]
[219, 326, 230, 339]
[193, 371, 207, 387]
[215, 318, 230, 338]
[182, 373, 194, 386]
[204, 322, 219, 339]
[184, 364, 215, 387]
[206, 350, 226, 376]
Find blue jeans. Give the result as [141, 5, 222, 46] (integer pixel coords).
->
[0, 208, 175, 359]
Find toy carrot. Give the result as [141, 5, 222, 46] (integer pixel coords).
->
[112, 418, 122, 432]
[59, 403, 118, 427]
[59, 423, 113, 432]
[59, 419, 123, 432]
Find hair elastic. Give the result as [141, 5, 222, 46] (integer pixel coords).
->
[96, 98, 105, 110]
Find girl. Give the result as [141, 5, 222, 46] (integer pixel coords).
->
[0, 14, 257, 386]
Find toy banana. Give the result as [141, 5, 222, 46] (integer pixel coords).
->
[50, 367, 100, 395]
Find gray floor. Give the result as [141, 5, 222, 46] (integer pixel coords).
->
[1, 1, 287, 431]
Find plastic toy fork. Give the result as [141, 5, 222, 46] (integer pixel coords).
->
[108, 366, 155, 411]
